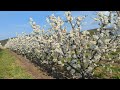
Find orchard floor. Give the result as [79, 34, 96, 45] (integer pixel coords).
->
[0, 49, 53, 79]
[0, 49, 120, 79]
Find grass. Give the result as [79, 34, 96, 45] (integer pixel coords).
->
[0, 49, 33, 79]
[94, 61, 120, 79]
[93, 48, 120, 79]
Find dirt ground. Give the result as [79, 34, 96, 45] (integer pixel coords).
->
[9, 50, 54, 79]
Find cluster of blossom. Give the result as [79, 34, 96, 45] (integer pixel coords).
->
[5, 11, 120, 79]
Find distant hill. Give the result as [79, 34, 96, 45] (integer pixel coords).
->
[86, 28, 97, 35]
[0, 39, 9, 46]
[87, 27, 114, 35]
[0, 37, 16, 46]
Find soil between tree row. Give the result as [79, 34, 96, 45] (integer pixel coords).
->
[9, 50, 54, 79]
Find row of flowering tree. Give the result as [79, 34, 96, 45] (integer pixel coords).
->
[5, 11, 120, 79]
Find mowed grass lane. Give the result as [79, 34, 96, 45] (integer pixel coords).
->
[0, 49, 33, 79]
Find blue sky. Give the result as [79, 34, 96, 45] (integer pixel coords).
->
[0, 11, 99, 40]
